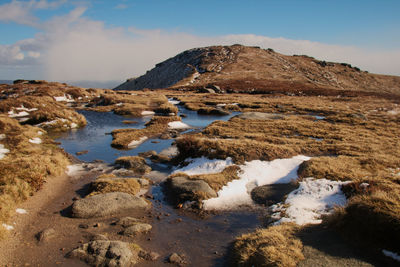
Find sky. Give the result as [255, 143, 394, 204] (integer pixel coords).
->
[0, 0, 399, 84]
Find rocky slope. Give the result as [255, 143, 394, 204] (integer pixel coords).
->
[115, 44, 400, 96]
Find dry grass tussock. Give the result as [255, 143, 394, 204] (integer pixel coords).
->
[0, 95, 87, 131]
[232, 223, 304, 267]
[0, 115, 70, 238]
[88, 175, 141, 197]
[88, 90, 177, 116]
[111, 116, 181, 148]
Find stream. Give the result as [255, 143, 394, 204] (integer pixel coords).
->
[53, 104, 263, 266]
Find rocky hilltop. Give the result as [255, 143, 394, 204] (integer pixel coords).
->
[115, 44, 400, 96]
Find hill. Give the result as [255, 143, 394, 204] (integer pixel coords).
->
[114, 45, 400, 97]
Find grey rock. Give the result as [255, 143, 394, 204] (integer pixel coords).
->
[36, 228, 56, 242]
[168, 176, 217, 202]
[237, 112, 285, 120]
[71, 192, 149, 218]
[114, 156, 151, 174]
[67, 240, 139, 267]
[251, 183, 298, 205]
[91, 234, 109, 241]
[121, 223, 152, 236]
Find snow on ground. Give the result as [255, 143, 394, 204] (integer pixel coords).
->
[141, 111, 155, 116]
[54, 94, 74, 102]
[70, 123, 78, 129]
[128, 136, 148, 148]
[168, 98, 180, 105]
[8, 110, 29, 118]
[16, 208, 27, 214]
[270, 178, 349, 225]
[66, 164, 86, 176]
[29, 137, 42, 144]
[0, 144, 10, 159]
[173, 157, 233, 176]
[2, 223, 14, 230]
[382, 250, 400, 262]
[203, 155, 310, 210]
[0, 134, 5, 140]
[168, 121, 190, 129]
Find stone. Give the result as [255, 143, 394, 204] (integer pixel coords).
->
[71, 192, 149, 218]
[90, 234, 109, 241]
[167, 176, 217, 202]
[251, 183, 298, 205]
[36, 228, 56, 242]
[121, 223, 152, 236]
[67, 240, 139, 267]
[168, 253, 185, 265]
[237, 112, 285, 120]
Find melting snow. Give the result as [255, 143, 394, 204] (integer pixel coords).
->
[29, 137, 42, 144]
[54, 94, 74, 102]
[382, 250, 400, 262]
[168, 98, 180, 105]
[128, 136, 148, 148]
[70, 123, 78, 129]
[270, 178, 349, 225]
[203, 155, 310, 210]
[16, 208, 27, 214]
[8, 110, 29, 118]
[0, 134, 5, 140]
[141, 111, 155, 116]
[2, 223, 14, 230]
[168, 121, 190, 129]
[173, 157, 233, 176]
[0, 144, 10, 159]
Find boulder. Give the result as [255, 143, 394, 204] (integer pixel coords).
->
[67, 240, 139, 267]
[237, 112, 284, 120]
[167, 176, 217, 202]
[113, 217, 141, 228]
[121, 223, 152, 236]
[71, 192, 149, 218]
[168, 253, 186, 265]
[251, 183, 298, 205]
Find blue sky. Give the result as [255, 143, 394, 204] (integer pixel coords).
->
[0, 0, 399, 81]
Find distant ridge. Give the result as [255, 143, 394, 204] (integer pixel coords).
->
[0, 80, 13, 85]
[114, 45, 400, 96]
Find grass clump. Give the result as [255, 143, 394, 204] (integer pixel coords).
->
[88, 176, 141, 197]
[114, 156, 151, 174]
[232, 223, 304, 267]
[189, 165, 241, 192]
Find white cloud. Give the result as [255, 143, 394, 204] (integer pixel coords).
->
[1, 3, 400, 81]
[114, 4, 128, 10]
[0, 0, 66, 26]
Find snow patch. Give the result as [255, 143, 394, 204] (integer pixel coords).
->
[128, 136, 148, 148]
[173, 157, 233, 176]
[388, 109, 400, 115]
[270, 178, 349, 225]
[168, 98, 180, 105]
[203, 155, 310, 210]
[29, 137, 42, 144]
[382, 250, 400, 262]
[8, 110, 29, 118]
[66, 164, 86, 176]
[2, 223, 14, 230]
[0, 134, 5, 140]
[141, 111, 155, 116]
[16, 208, 27, 214]
[0, 144, 10, 159]
[54, 94, 74, 102]
[70, 123, 78, 129]
[168, 121, 190, 129]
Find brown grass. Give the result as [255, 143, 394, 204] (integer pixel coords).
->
[231, 223, 304, 267]
[189, 165, 241, 192]
[88, 176, 141, 197]
[0, 115, 70, 237]
[111, 116, 181, 148]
